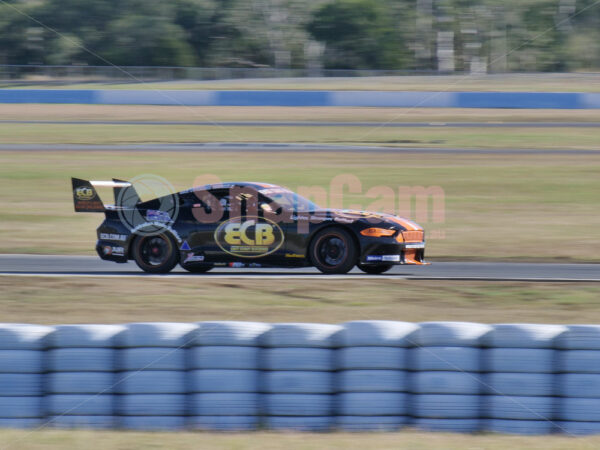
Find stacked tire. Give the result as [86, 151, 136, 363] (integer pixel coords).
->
[335, 321, 417, 431]
[0, 324, 53, 428]
[189, 321, 270, 431]
[262, 323, 340, 431]
[116, 322, 197, 430]
[410, 322, 491, 432]
[46, 324, 124, 429]
[556, 325, 600, 435]
[483, 324, 566, 434]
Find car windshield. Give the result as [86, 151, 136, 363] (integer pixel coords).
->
[260, 188, 319, 212]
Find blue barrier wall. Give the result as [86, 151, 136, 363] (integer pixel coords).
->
[1, 89, 600, 108]
[1, 321, 600, 435]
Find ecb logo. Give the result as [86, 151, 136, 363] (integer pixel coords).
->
[215, 216, 284, 258]
[75, 186, 94, 200]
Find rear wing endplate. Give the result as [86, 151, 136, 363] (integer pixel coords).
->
[71, 178, 133, 212]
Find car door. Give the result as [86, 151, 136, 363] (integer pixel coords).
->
[177, 188, 233, 263]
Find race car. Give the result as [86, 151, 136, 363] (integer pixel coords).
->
[72, 178, 428, 274]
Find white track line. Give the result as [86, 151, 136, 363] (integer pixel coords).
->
[0, 273, 598, 282]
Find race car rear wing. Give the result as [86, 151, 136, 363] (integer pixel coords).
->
[71, 177, 139, 212]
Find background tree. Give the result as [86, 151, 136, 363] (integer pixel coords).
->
[0, 0, 599, 71]
[307, 0, 408, 69]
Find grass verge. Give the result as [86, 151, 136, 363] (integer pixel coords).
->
[1, 105, 600, 123]
[1, 429, 599, 450]
[0, 150, 598, 261]
[1, 277, 599, 324]
[5, 73, 600, 91]
[2, 123, 600, 149]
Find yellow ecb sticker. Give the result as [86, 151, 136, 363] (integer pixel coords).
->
[215, 216, 284, 258]
[75, 186, 95, 200]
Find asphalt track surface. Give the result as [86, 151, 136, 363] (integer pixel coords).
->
[1, 143, 599, 155]
[1, 255, 598, 281]
[2, 120, 600, 128]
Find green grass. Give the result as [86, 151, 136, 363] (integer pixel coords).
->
[0, 104, 598, 260]
[2, 123, 600, 149]
[2, 429, 600, 450]
[1, 277, 599, 324]
[2, 104, 600, 123]
[0, 150, 599, 261]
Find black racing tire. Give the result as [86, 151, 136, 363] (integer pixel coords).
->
[182, 264, 213, 273]
[132, 233, 179, 274]
[309, 227, 358, 274]
[357, 263, 394, 274]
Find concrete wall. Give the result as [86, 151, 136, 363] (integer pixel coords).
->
[1, 89, 599, 108]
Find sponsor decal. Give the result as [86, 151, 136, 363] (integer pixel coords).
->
[146, 210, 172, 223]
[75, 186, 95, 201]
[75, 199, 104, 211]
[100, 233, 127, 242]
[76, 201, 104, 212]
[227, 262, 262, 268]
[404, 242, 425, 249]
[184, 253, 205, 263]
[333, 216, 354, 224]
[214, 216, 284, 258]
[285, 253, 304, 258]
[180, 241, 191, 251]
[290, 214, 309, 221]
[366, 254, 401, 262]
[129, 222, 183, 243]
[102, 245, 124, 256]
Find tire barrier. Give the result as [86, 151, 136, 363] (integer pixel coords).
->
[47, 324, 123, 430]
[410, 322, 490, 433]
[482, 324, 565, 434]
[116, 323, 195, 431]
[0, 324, 52, 429]
[555, 325, 600, 435]
[1, 321, 600, 434]
[190, 321, 267, 431]
[335, 321, 414, 431]
[262, 323, 339, 431]
[1, 89, 600, 109]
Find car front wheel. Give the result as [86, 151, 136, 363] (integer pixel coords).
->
[309, 227, 357, 274]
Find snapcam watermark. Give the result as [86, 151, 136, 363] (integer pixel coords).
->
[188, 173, 446, 238]
[117, 174, 180, 236]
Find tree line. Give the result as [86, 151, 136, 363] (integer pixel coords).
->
[0, 0, 598, 72]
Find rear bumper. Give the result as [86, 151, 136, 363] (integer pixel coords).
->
[95, 240, 128, 263]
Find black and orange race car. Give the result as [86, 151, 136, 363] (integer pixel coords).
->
[72, 178, 427, 274]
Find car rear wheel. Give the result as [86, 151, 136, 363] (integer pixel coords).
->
[357, 263, 394, 274]
[182, 264, 213, 273]
[132, 233, 179, 274]
[309, 227, 357, 274]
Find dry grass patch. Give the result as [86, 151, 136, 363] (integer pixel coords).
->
[1, 104, 600, 123]
[0, 429, 599, 450]
[1, 277, 599, 324]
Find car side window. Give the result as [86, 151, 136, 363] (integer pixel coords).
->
[258, 193, 283, 215]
